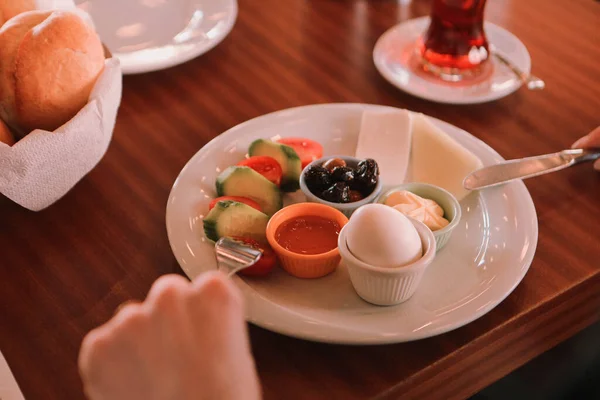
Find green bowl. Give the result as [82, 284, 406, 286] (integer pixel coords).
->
[376, 183, 461, 252]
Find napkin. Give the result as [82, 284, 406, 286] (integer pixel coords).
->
[0, 3, 123, 211]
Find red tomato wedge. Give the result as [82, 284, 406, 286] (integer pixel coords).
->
[277, 137, 323, 169]
[237, 156, 283, 186]
[232, 237, 277, 276]
[208, 196, 262, 212]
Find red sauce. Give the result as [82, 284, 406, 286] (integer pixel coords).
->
[275, 215, 341, 255]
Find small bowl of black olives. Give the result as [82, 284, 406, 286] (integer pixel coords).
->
[299, 156, 382, 217]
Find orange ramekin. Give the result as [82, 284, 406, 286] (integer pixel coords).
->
[266, 203, 349, 279]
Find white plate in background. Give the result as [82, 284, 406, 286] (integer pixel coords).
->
[166, 103, 538, 344]
[374, 17, 532, 104]
[0, 350, 25, 400]
[76, 0, 237, 74]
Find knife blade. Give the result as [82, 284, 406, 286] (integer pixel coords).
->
[463, 148, 600, 191]
[0, 350, 25, 400]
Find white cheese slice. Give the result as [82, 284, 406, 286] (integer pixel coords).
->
[411, 113, 483, 201]
[355, 109, 412, 187]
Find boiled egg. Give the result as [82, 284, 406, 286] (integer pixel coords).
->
[345, 204, 422, 268]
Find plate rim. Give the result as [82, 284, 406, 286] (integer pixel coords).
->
[166, 103, 539, 345]
[108, 0, 239, 75]
[373, 16, 532, 105]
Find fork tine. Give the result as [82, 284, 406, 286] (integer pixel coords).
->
[215, 237, 262, 275]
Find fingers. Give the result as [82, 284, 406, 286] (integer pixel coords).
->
[79, 302, 147, 392]
[79, 301, 152, 400]
[146, 274, 190, 301]
[113, 300, 140, 316]
[145, 274, 190, 314]
[79, 326, 109, 380]
[80, 301, 146, 365]
[144, 272, 244, 334]
[190, 271, 243, 311]
[572, 126, 600, 171]
[79, 272, 244, 374]
[572, 126, 600, 149]
[186, 271, 246, 342]
[78, 328, 110, 400]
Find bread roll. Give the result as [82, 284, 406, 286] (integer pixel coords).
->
[0, 10, 105, 137]
[0, 119, 16, 146]
[0, 0, 35, 27]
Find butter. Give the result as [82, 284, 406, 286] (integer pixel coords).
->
[386, 190, 449, 231]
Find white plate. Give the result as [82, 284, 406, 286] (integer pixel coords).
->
[373, 17, 531, 104]
[166, 104, 538, 345]
[76, 0, 237, 74]
[0, 350, 24, 400]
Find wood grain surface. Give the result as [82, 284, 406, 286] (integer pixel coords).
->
[1, 0, 599, 399]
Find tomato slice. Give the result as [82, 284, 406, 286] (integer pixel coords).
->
[277, 137, 323, 169]
[237, 156, 283, 186]
[208, 196, 262, 212]
[231, 237, 277, 276]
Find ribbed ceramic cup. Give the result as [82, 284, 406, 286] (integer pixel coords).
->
[266, 203, 349, 279]
[377, 183, 461, 252]
[299, 156, 383, 217]
[339, 218, 436, 306]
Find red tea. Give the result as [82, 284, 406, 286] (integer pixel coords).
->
[418, 0, 489, 81]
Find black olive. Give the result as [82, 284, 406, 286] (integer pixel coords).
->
[348, 190, 364, 202]
[320, 182, 350, 203]
[330, 166, 354, 183]
[322, 158, 346, 171]
[304, 165, 332, 192]
[353, 159, 380, 195]
[359, 159, 379, 177]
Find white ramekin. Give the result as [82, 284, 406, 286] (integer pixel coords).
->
[338, 218, 437, 306]
[376, 183, 461, 252]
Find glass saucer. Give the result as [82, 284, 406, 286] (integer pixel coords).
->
[373, 17, 531, 105]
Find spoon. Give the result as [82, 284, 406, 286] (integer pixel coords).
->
[215, 237, 263, 277]
[491, 47, 545, 91]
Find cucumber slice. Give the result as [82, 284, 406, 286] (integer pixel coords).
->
[203, 201, 269, 243]
[248, 139, 302, 192]
[216, 166, 282, 216]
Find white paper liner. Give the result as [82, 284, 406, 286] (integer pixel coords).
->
[0, 1, 122, 211]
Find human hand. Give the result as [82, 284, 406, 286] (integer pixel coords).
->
[79, 272, 261, 400]
[572, 126, 600, 171]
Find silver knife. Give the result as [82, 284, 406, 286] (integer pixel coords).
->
[463, 148, 600, 191]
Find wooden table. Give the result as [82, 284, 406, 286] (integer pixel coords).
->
[1, 0, 599, 399]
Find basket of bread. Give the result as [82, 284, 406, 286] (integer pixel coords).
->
[0, 0, 122, 211]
